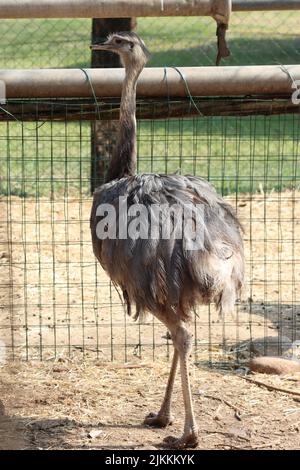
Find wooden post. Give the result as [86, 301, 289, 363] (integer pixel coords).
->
[90, 18, 136, 193]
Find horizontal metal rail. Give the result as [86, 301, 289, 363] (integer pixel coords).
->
[233, 0, 300, 10]
[0, 0, 230, 20]
[0, 65, 299, 98]
[0, 0, 299, 19]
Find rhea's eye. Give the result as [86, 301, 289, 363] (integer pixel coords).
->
[115, 39, 122, 44]
[129, 42, 134, 49]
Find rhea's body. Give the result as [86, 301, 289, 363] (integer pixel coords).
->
[91, 173, 244, 322]
[90, 32, 245, 448]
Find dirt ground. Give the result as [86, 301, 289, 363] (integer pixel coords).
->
[0, 359, 300, 450]
[0, 190, 300, 449]
[0, 190, 299, 362]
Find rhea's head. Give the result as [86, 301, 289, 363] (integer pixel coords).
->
[90, 32, 151, 71]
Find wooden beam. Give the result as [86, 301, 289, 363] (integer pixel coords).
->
[0, 98, 298, 121]
[1, 65, 300, 98]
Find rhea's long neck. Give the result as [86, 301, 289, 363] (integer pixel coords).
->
[105, 67, 140, 182]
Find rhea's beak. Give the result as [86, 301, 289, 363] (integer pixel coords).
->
[90, 42, 113, 51]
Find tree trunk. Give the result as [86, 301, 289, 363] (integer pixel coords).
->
[90, 18, 136, 193]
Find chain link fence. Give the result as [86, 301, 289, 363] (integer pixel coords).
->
[0, 12, 299, 69]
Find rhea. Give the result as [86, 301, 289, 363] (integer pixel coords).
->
[90, 32, 244, 448]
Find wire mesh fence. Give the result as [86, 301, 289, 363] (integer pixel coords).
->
[0, 12, 300, 364]
[0, 12, 299, 69]
[0, 97, 300, 363]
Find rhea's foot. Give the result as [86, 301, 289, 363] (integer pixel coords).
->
[163, 432, 199, 449]
[143, 412, 173, 428]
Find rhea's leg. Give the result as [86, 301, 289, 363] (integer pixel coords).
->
[144, 348, 178, 428]
[164, 324, 199, 448]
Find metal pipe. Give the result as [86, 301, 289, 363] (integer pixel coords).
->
[0, 0, 299, 19]
[0, 65, 299, 98]
[233, 0, 300, 11]
[0, 0, 230, 20]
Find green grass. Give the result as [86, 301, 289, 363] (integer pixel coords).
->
[1, 113, 299, 197]
[139, 114, 300, 195]
[0, 13, 299, 68]
[0, 13, 299, 69]
[0, 13, 300, 197]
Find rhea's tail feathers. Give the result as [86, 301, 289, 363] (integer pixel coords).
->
[216, 257, 245, 322]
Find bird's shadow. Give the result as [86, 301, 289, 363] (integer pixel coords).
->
[236, 300, 299, 355]
[0, 413, 169, 450]
[192, 300, 300, 368]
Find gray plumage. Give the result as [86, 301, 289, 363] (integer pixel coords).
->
[91, 173, 244, 322]
[90, 32, 244, 449]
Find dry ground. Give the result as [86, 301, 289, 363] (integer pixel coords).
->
[0, 359, 300, 450]
[1, 190, 300, 361]
[0, 190, 300, 450]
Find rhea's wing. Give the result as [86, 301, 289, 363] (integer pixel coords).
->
[90, 174, 244, 320]
[159, 174, 243, 255]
